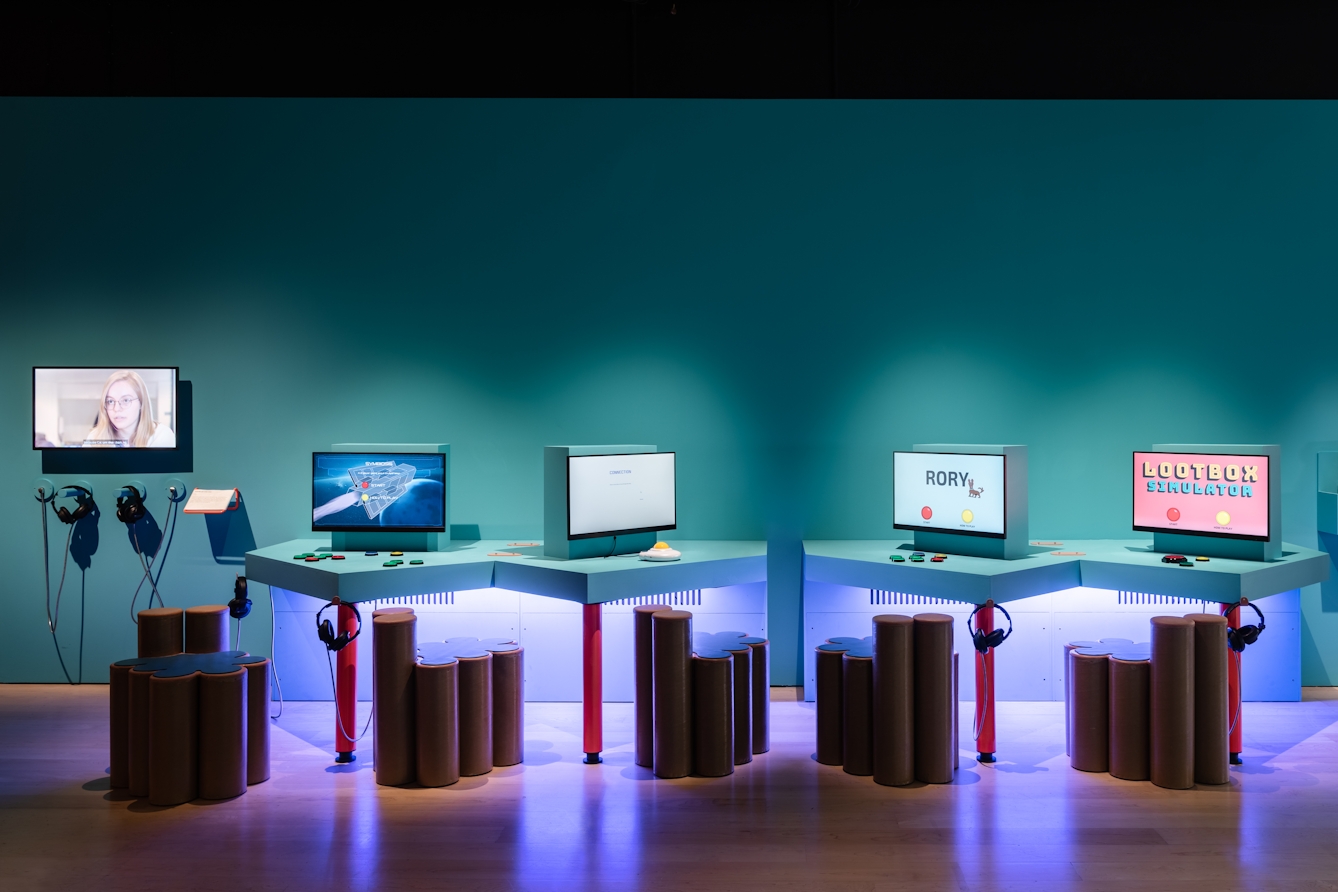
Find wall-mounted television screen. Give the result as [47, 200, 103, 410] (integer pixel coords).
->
[893, 451, 1006, 538]
[568, 452, 676, 540]
[312, 452, 446, 532]
[33, 367, 178, 449]
[1132, 451, 1269, 541]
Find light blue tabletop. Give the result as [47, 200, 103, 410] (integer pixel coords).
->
[245, 539, 766, 605]
[803, 539, 1330, 606]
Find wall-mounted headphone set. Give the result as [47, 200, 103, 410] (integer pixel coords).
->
[36, 483, 97, 684]
[114, 482, 187, 623]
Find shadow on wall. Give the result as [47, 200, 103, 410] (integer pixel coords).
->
[204, 493, 257, 565]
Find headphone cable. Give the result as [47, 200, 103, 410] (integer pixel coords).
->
[41, 498, 75, 685]
[973, 649, 991, 743]
[1228, 647, 1242, 737]
[325, 648, 374, 743]
[269, 589, 284, 720]
[129, 500, 179, 622]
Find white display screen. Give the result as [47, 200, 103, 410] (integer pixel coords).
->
[893, 451, 1006, 538]
[33, 367, 178, 449]
[568, 452, 677, 539]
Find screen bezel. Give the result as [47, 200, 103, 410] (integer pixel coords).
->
[32, 366, 180, 452]
[311, 451, 448, 533]
[892, 450, 1008, 539]
[1131, 450, 1270, 542]
[566, 451, 678, 541]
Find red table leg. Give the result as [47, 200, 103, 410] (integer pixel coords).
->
[335, 602, 358, 763]
[1222, 601, 1243, 763]
[583, 602, 603, 764]
[974, 600, 997, 762]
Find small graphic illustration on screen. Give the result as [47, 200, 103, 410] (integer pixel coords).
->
[893, 451, 1006, 538]
[33, 367, 178, 449]
[1132, 451, 1269, 541]
[312, 453, 446, 532]
[567, 452, 677, 540]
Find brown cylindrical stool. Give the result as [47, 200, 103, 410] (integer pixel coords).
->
[127, 667, 153, 797]
[815, 642, 849, 765]
[458, 651, 494, 777]
[138, 607, 184, 658]
[487, 642, 524, 767]
[652, 610, 693, 779]
[185, 605, 229, 653]
[1070, 647, 1113, 772]
[199, 668, 248, 800]
[372, 606, 415, 618]
[244, 658, 271, 785]
[722, 640, 753, 764]
[913, 613, 954, 784]
[1151, 615, 1195, 790]
[416, 657, 460, 787]
[692, 650, 734, 777]
[373, 612, 418, 785]
[1185, 613, 1229, 785]
[1063, 639, 1099, 755]
[109, 663, 130, 788]
[872, 614, 914, 787]
[634, 604, 673, 769]
[842, 643, 875, 776]
[1108, 651, 1151, 781]
[148, 672, 199, 805]
[743, 637, 770, 754]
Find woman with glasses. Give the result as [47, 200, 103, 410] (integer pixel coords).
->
[83, 370, 175, 447]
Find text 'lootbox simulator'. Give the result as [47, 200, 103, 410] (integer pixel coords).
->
[311, 452, 446, 531]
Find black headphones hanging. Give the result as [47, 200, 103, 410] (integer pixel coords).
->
[968, 601, 1013, 654]
[115, 485, 147, 525]
[1225, 599, 1265, 653]
[229, 575, 252, 620]
[316, 598, 362, 652]
[53, 486, 96, 525]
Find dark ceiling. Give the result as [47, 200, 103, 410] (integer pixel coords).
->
[3, 2, 1336, 98]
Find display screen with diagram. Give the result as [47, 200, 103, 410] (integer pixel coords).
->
[893, 451, 1006, 538]
[567, 451, 676, 539]
[1133, 451, 1269, 541]
[312, 452, 446, 532]
[33, 367, 178, 449]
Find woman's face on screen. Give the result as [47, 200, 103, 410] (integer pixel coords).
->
[105, 379, 141, 435]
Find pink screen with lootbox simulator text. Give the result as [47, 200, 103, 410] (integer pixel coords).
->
[1132, 451, 1269, 541]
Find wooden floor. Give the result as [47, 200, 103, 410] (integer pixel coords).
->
[3, 686, 1338, 892]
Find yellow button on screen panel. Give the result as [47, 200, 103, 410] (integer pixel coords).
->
[1216, 511, 1231, 526]
[961, 509, 974, 524]
[361, 493, 369, 502]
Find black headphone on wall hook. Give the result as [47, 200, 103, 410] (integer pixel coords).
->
[115, 486, 147, 525]
[1225, 599, 1265, 652]
[53, 486, 96, 525]
[968, 600, 1013, 654]
[316, 598, 362, 652]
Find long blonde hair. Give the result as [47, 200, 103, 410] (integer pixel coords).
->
[86, 370, 157, 447]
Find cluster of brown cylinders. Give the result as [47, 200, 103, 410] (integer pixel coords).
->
[371, 608, 524, 788]
[815, 613, 958, 785]
[634, 605, 771, 779]
[109, 606, 271, 806]
[1067, 614, 1229, 788]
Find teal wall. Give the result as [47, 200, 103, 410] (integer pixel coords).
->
[3, 99, 1338, 686]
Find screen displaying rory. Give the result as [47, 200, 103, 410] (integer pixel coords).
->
[893, 451, 1006, 538]
[312, 452, 447, 532]
[33, 367, 178, 449]
[1133, 451, 1269, 541]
